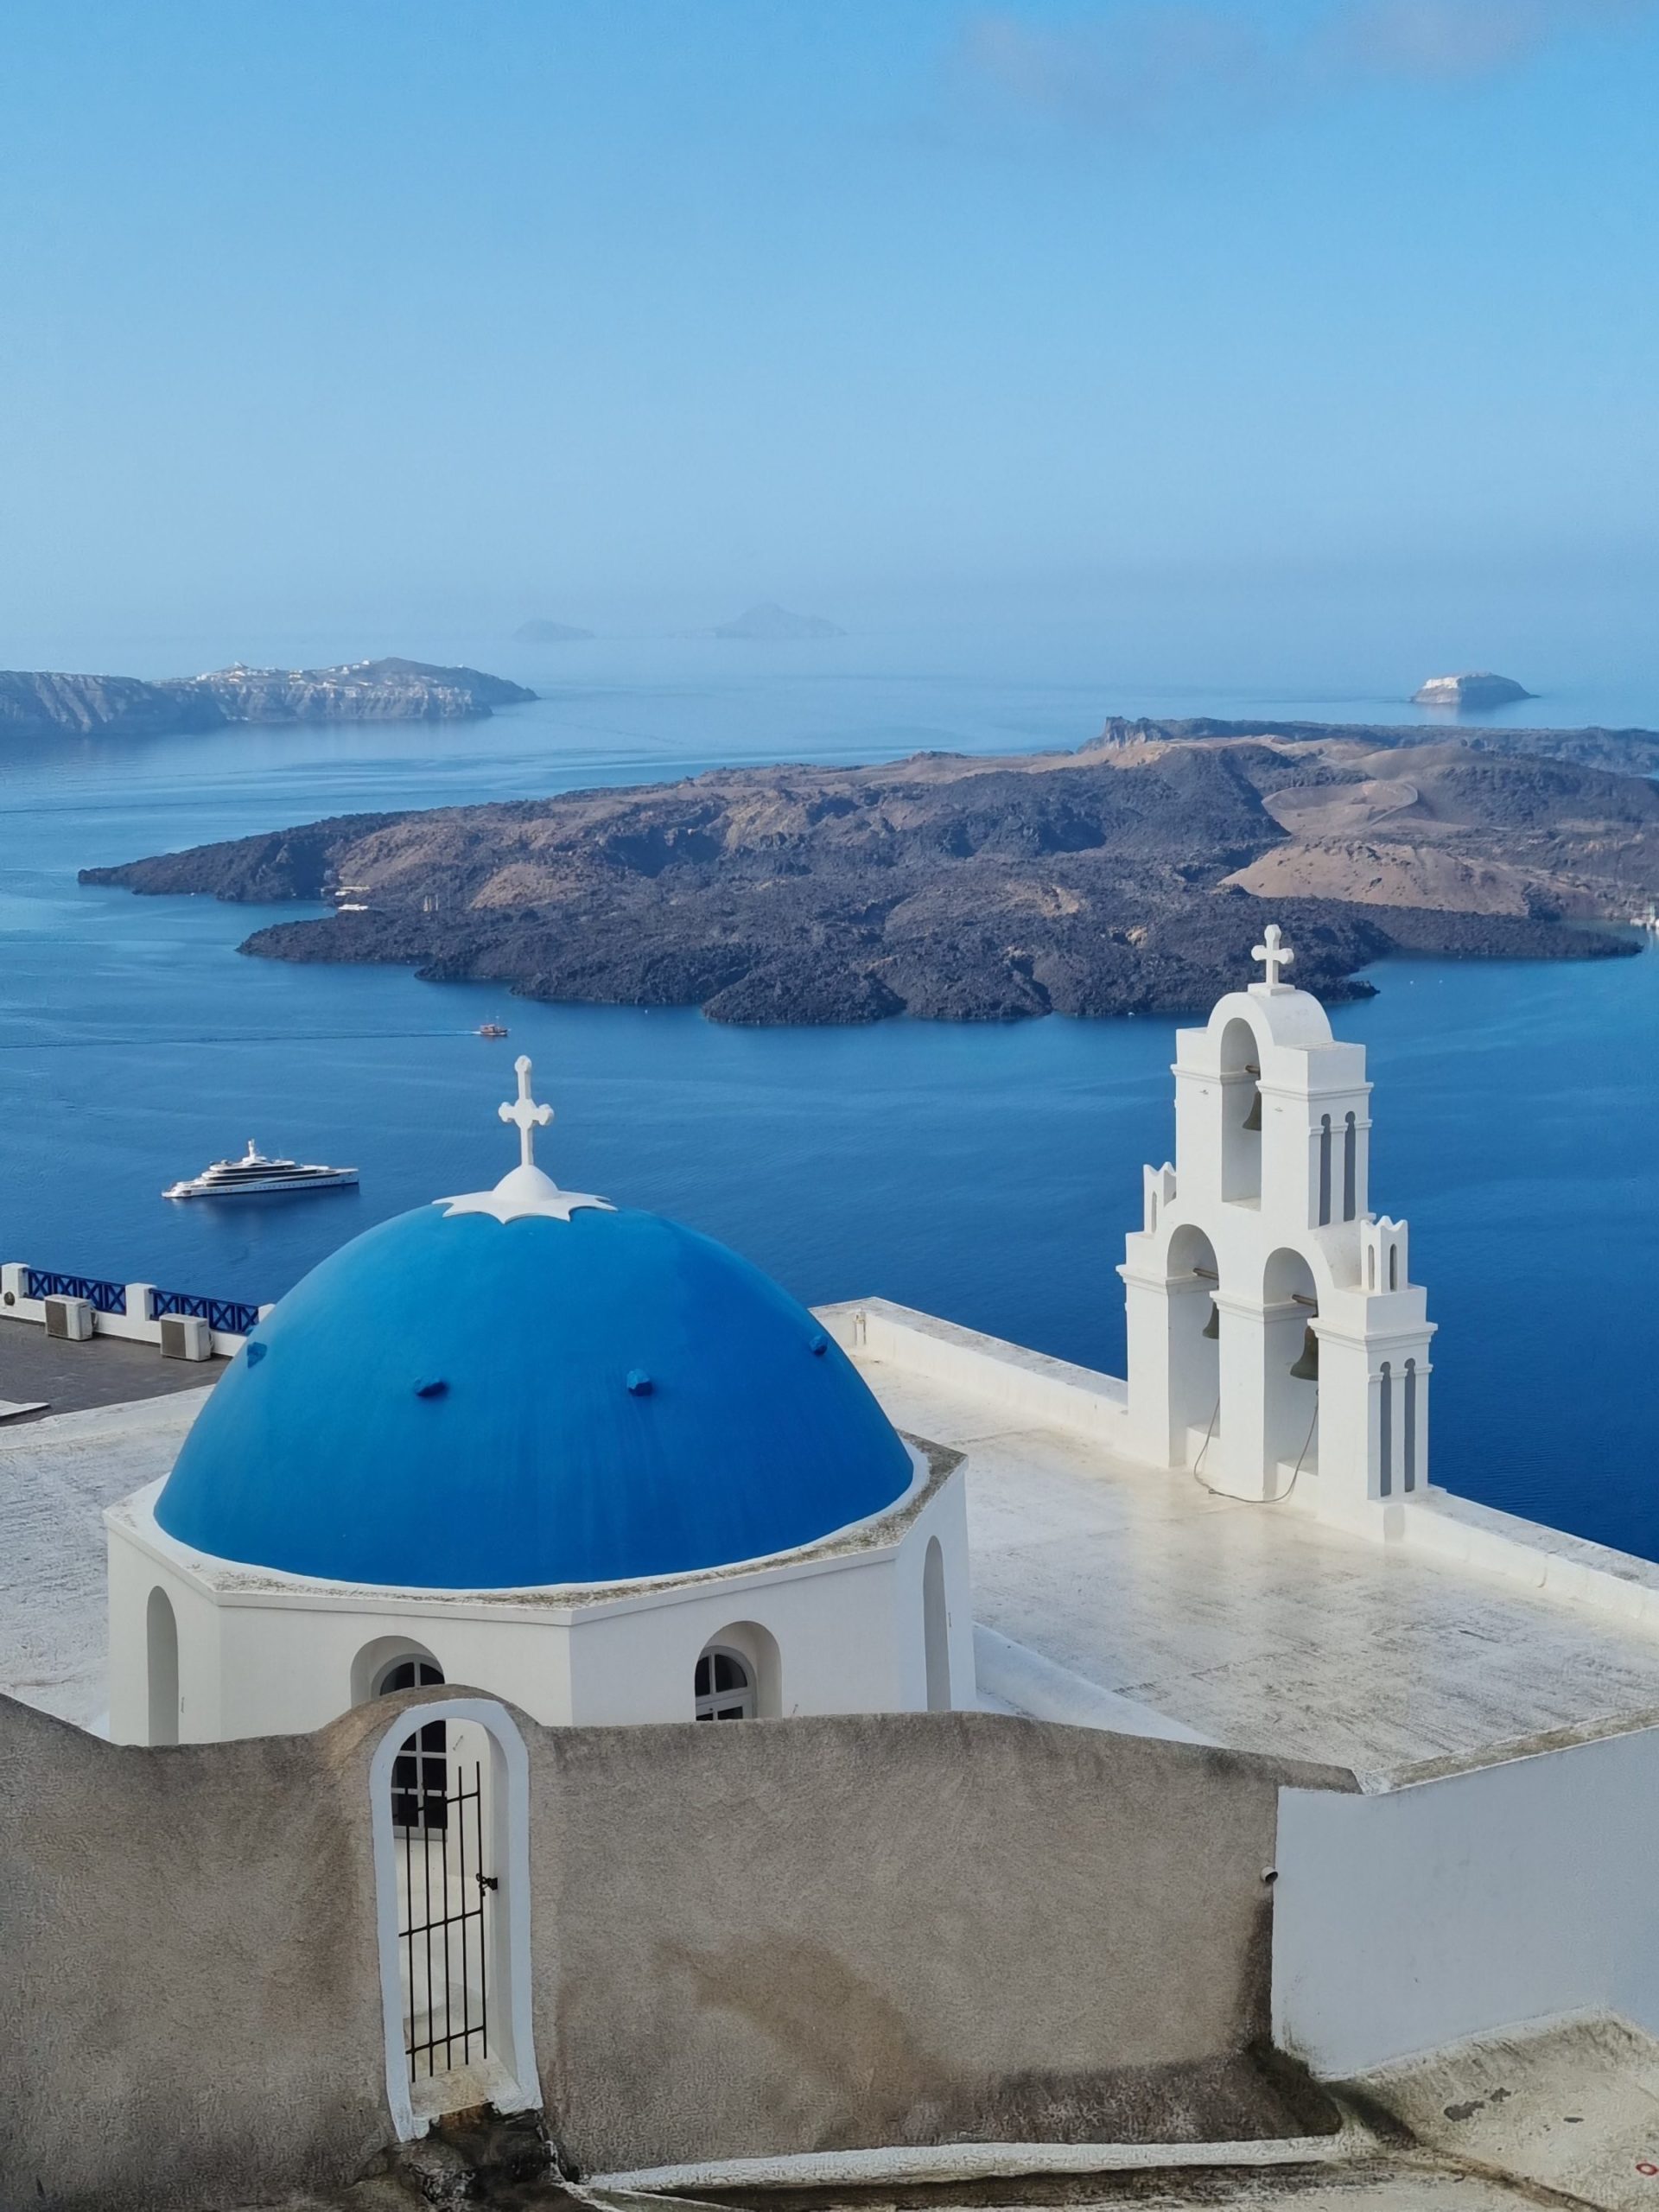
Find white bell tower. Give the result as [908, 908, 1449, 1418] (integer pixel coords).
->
[1119, 927, 1434, 1509]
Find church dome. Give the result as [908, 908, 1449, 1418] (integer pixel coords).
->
[155, 1075, 915, 1590]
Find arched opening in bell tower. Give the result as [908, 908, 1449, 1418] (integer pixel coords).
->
[1219, 1019, 1262, 1204]
[1263, 1247, 1320, 1489]
[1166, 1224, 1221, 1466]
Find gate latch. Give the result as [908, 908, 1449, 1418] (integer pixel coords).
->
[476, 1872, 499, 1893]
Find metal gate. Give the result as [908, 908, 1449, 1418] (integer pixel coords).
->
[396, 1745, 497, 2084]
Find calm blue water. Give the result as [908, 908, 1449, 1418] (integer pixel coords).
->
[2, 635, 1656, 1554]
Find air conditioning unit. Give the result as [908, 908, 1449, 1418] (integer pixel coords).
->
[159, 1313, 212, 1362]
[44, 1296, 94, 1342]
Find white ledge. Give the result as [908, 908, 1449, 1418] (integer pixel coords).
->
[593, 2126, 1367, 2195]
[817, 1296, 1128, 1440]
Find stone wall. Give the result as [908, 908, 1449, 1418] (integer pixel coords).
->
[0, 1691, 1351, 2211]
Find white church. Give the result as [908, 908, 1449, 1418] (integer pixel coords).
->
[7, 925, 1659, 2209]
[105, 1049, 972, 1745]
[104, 924, 1428, 1751]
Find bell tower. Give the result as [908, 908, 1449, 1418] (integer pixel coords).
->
[1119, 928, 1434, 1510]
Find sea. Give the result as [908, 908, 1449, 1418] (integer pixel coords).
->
[2, 630, 1656, 1555]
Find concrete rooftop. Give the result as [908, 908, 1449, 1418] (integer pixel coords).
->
[0, 1384, 206, 1726]
[850, 1341, 1659, 1783]
[9, 1304, 1659, 1780]
[0, 1314, 230, 1426]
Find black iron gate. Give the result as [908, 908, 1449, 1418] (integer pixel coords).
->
[397, 1749, 496, 2083]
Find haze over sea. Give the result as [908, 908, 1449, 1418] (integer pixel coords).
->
[2, 625, 1655, 1556]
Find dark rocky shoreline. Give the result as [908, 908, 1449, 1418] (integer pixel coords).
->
[82, 718, 1657, 1026]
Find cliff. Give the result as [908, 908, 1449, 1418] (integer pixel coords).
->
[159, 658, 535, 723]
[0, 671, 226, 741]
[82, 723, 1655, 1026]
[0, 658, 533, 741]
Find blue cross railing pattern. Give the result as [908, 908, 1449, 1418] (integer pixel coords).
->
[152, 1288, 263, 1338]
[23, 1269, 128, 1313]
[21, 1269, 261, 1338]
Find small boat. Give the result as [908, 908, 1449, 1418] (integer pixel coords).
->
[475, 1022, 510, 1039]
[163, 1141, 359, 1201]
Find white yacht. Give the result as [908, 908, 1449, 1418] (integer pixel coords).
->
[163, 1141, 359, 1201]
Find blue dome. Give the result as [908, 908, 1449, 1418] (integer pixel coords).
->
[155, 1202, 914, 1589]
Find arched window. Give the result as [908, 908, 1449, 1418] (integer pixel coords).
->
[146, 1586, 179, 1746]
[1379, 1361, 1394, 1497]
[1219, 1018, 1262, 1204]
[1318, 1116, 1332, 1226]
[923, 1536, 951, 1713]
[1343, 1112, 1358, 1221]
[1404, 1358, 1418, 1492]
[380, 1657, 448, 1831]
[1366, 1244, 1376, 1291]
[695, 1647, 755, 1721]
[1389, 1244, 1399, 1291]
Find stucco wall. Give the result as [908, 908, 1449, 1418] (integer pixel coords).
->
[0, 1694, 391, 2212]
[526, 1713, 1345, 2174]
[1274, 1719, 1659, 2077]
[2, 1691, 1348, 2210]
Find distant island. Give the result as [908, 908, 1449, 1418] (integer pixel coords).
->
[714, 601, 845, 641]
[0, 657, 535, 741]
[1411, 671, 1534, 710]
[1091, 713, 1659, 775]
[83, 715, 1658, 1027]
[513, 620, 595, 643]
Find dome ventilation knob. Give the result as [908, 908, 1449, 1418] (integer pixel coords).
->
[626, 1369, 654, 1396]
[415, 1377, 449, 1399]
[808, 1332, 829, 1356]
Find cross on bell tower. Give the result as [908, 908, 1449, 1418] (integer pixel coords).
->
[499, 1055, 553, 1169]
[1251, 924, 1294, 993]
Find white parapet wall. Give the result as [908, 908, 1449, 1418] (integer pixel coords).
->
[821, 1295, 1659, 1640]
[0, 1262, 266, 1359]
[817, 1298, 1128, 1443]
[1272, 1713, 1659, 2077]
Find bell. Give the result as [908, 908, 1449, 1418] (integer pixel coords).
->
[1289, 1324, 1319, 1382]
[1201, 1298, 1220, 1341]
[1243, 1086, 1262, 1133]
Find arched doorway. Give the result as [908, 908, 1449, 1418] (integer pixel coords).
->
[145, 1586, 179, 1745]
[1263, 1247, 1320, 1491]
[371, 1697, 539, 2136]
[1166, 1224, 1221, 1468]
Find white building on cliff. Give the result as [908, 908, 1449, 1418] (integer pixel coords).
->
[5, 929, 1659, 2196]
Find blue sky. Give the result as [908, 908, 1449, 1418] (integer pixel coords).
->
[1, 1, 1656, 659]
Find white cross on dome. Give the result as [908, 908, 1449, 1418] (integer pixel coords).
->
[439, 1052, 614, 1224]
[499, 1055, 554, 1169]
